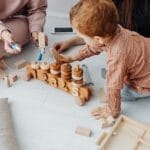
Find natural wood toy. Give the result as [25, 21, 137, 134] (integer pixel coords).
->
[25, 62, 92, 105]
[97, 115, 150, 150]
[0, 98, 19, 150]
[37, 32, 48, 61]
[9, 72, 18, 83]
[4, 76, 11, 87]
[14, 59, 28, 69]
[100, 116, 115, 128]
[75, 126, 92, 137]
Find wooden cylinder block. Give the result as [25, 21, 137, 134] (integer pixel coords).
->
[31, 62, 40, 69]
[40, 62, 50, 71]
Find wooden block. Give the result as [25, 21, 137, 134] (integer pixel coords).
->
[72, 87, 79, 97]
[75, 97, 85, 106]
[26, 64, 37, 78]
[31, 62, 40, 69]
[0, 98, 19, 150]
[14, 59, 28, 69]
[40, 62, 50, 70]
[79, 87, 90, 102]
[96, 131, 107, 145]
[107, 116, 115, 124]
[37, 69, 48, 82]
[75, 126, 92, 137]
[4, 76, 11, 87]
[100, 116, 115, 128]
[38, 32, 46, 48]
[0, 69, 7, 79]
[22, 73, 31, 81]
[58, 78, 69, 92]
[9, 72, 18, 82]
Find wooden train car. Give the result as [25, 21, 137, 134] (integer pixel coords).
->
[25, 62, 93, 106]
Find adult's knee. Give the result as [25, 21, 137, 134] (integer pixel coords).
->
[4, 18, 31, 46]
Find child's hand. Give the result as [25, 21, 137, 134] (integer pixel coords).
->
[2, 30, 21, 54]
[52, 48, 73, 64]
[52, 40, 72, 53]
[91, 105, 120, 119]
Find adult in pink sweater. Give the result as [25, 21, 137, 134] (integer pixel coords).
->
[0, 0, 47, 57]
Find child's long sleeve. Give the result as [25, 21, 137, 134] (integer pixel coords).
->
[105, 52, 127, 114]
[72, 45, 103, 61]
[27, 0, 47, 33]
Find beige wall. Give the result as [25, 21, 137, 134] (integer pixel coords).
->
[47, 0, 78, 17]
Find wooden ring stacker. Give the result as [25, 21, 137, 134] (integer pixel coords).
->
[51, 78, 58, 88]
[72, 75, 83, 80]
[72, 86, 79, 97]
[41, 73, 47, 81]
[50, 70, 60, 75]
[40, 62, 50, 70]
[72, 82, 83, 88]
[31, 62, 40, 69]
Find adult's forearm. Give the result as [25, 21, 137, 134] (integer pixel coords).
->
[67, 36, 85, 46]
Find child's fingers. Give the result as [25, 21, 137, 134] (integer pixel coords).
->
[91, 107, 105, 115]
[94, 115, 102, 120]
[91, 107, 102, 112]
[4, 42, 19, 54]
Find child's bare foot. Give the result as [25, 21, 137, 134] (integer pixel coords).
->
[91, 105, 120, 119]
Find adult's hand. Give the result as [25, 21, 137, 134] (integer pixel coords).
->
[1, 30, 21, 54]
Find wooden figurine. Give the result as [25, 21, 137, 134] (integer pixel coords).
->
[75, 126, 92, 137]
[25, 62, 92, 105]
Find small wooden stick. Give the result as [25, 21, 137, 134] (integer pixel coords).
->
[96, 131, 107, 145]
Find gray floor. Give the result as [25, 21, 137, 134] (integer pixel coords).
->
[0, 16, 150, 150]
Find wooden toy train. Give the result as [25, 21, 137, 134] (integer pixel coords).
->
[25, 62, 92, 106]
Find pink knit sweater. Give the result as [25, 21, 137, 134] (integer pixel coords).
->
[73, 25, 150, 114]
[0, 0, 47, 37]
